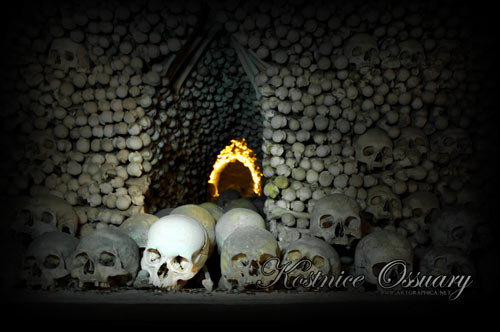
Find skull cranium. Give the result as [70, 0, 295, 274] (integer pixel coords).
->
[71, 228, 139, 288]
[220, 226, 280, 291]
[281, 236, 341, 286]
[365, 185, 402, 225]
[141, 215, 209, 290]
[12, 194, 79, 239]
[403, 191, 439, 230]
[354, 229, 414, 285]
[47, 38, 90, 73]
[310, 194, 363, 246]
[343, 33, 379, 69]
[393, 127, 429, 167]
[21, 232, 78, 289]
[354, 128, 393, 171]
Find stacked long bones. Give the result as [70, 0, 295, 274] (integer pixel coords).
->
[2, 0, 494, 291]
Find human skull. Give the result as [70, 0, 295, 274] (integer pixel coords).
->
[420, 246, 475, 277]
[21, 232, 78, 289]
[429, 206, 481, 252]
[354, 229, 414, 285]
[118, 213, 159, 248]
[398, 39, 425, 68]
[141, 215, 209, 290]
[215, 208, 266, 254]
[354, 128, 393, 171]
[25, 131, 57, 162]
[403, 191, 439, 230]
[430, 127, 472, 156]
[47, 38, 90, 73]
[394, 127, 429, 166]
[343, 33, 379, 69]
[170, 204, 216, 256]
[220, 226, 280, 291]
[12, 194, 79, 239]
[71, 228, 139, 288]
[365, 186, 402, 225]
[281, 236, 341, 285]
[310, 194, 362, 247]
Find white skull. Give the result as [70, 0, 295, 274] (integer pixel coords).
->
[365, 186, 402, 225]
[354, 230, 414, 285]
[281, 236, 341, 284]
[343, 33, 379, 69]
[220, 226, 280, 291]
[25, 131, 57, 162]
[118, 213, 159, 248]
[215, 208, 266, 254]
[47, 38, 90, 73]
[403, 191, 439, 230]
[170, 204, 216, 256]
[12, 195, 79, 239]
[430, 127, 472, 156]
[21, 232, 78, 289]
[393, 127, 429, 166]
[310, 194, 362, 246]
[354, 128, 393, 171]
[420, 246, 475, 277]
[398, 39, 425, 68]
[429, 207, 481, 252]
[71, 228, 139, 288]
[141, 215, 209, 290]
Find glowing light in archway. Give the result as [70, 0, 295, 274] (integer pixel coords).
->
[208, 138, 262, 199]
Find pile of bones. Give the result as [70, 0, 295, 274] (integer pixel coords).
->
[1, 0, 496, 293]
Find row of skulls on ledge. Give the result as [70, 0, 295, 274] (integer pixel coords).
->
[5, 186, 492, 291]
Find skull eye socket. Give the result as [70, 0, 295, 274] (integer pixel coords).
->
[41, 211, 55, 224]
[43, 255, 61, 269]
[443, 137, 455, 147]
[312, 256, 325, 268]
[370, 196, 382, 205]
[391, 199, 400, 208]
[24, 256, 36, 267]
[372, 262, 387, 277]
[363, 146, 374, 156]
[451, 226, 467, 240]
[259, 254, 273, 265]
[320, 215, 334, 228]
[74, 253, 88, 266]
[286, 250, 302, 261]
[99, 251, 116, 267]
[352, 46, 362, 57]
[413, 208, 423, 218]
[64, 50, 75, 61]
[345, 216, 360, 228]
[232, 253, 248, 268]
[147, 249, 161, 264]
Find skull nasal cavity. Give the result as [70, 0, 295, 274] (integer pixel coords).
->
[84, 260, 95, 274]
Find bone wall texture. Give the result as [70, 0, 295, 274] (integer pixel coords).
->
[0, 0, 497, 240]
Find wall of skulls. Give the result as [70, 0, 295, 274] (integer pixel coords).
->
[0, 1, 261, 235]
[0, 0, 497, 247]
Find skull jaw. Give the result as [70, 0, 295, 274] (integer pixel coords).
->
[72, 267, 132, 289]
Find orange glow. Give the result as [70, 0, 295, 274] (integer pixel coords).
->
[208, 138, 262, 199]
